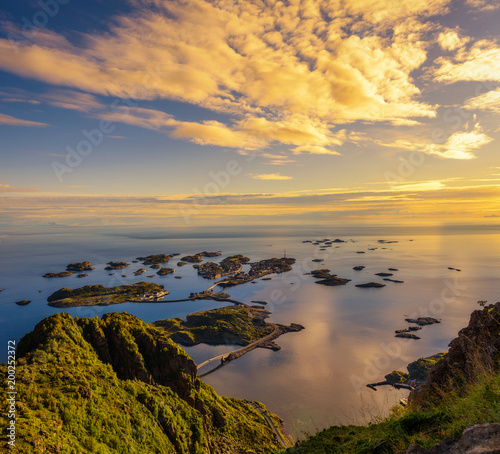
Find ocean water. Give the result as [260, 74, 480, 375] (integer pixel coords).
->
[1, 224, 499, 438]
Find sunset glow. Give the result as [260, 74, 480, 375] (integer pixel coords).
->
[1, 0, 499, 226]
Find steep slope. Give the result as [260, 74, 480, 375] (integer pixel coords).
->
[0, 312, 283, 453]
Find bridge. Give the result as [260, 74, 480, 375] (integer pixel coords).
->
[196, 324, 281, 372]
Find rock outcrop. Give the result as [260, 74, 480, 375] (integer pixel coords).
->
[404, 423, 500, 453]
[411, 302, 500, 404]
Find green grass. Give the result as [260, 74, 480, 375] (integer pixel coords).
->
[0, 312, 282, 453]
[46, 282, 165, 307]
[284, 370, 500, 453]
[155, 306, 274, 346]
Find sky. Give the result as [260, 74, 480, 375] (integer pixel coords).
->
[0, 0, 499, 227]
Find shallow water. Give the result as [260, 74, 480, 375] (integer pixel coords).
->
[1, 225, 499, 437]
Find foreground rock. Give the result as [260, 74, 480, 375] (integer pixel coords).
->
[5, 312, 283, 453]
[404, 424, 500, 453]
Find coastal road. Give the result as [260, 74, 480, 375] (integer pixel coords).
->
[196, 324, 281, 371]
[245, 400, 292, 450]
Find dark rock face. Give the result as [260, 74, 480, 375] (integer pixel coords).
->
[411, 303, 500, 403]
[404, 424, 500, 453]
[78, 313, 197, 403]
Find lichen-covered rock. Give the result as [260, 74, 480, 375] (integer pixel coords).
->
[404, 423, 500, 453]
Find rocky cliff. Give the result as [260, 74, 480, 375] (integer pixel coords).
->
[1, 312, 283, 453]
[411, 301, 500, 405]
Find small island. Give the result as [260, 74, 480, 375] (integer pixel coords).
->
[154, 306, 304, 355]
[136, 254, 173, 265]
[15, 299, 31, 306]
[66, 261, 94, 271]
[197, 254, 250, 279]
[310, 269, 350, 286]
[156, 267, 175, 276]
[47, 282, 168, 307]
[355, 282, 386, 288]
[218, 257, 295, 287]
[43, 271, 74, 278]
[104, 261, 129, 270]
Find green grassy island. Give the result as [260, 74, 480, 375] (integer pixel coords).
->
[47, 282, 168, 307]
[154, 306, 276, 346]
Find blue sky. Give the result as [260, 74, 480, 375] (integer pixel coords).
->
[0, 0, 499, 227]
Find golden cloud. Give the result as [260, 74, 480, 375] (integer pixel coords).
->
[0, 183, 39, 192]
[466, 0, 500, 11]
[437, 30, 470, 51]
[0, 0, 452, 153]
[464, 88, 500, 113]
[250, 173, 293, 180]
[378, 123, 493, 159]
[0, 113, 49, 127]
[434, 40, 500, 83]
[2, 181, 499, 226]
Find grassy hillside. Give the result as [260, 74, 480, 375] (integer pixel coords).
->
[284, 370, 500, 453]
[0, 312, 283, 453]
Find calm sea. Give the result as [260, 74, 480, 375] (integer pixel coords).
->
[1, 224, 499, 437]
